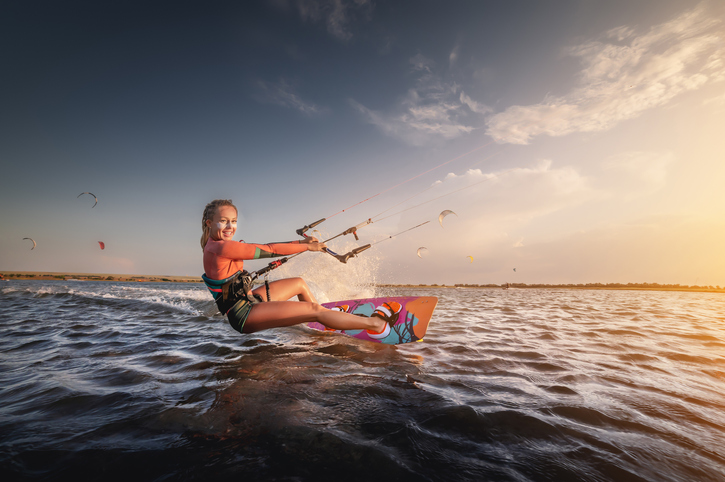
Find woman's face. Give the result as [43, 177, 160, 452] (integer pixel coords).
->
[208, 205, 237, 241]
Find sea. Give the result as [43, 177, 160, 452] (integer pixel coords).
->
[1, 279, 724, 481]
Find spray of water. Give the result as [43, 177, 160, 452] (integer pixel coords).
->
[265, 237, 381, 302]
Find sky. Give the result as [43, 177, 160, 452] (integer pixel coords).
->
[1, 0, 724, 286]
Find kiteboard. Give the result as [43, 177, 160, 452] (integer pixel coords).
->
[307, 296, 437, 345]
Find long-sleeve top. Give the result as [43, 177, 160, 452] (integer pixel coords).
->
[203, 237, 308, 280]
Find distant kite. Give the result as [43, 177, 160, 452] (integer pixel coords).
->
[417, 247, 428, 258]
[98, 241, 105, 250]
[23, 237, 36, 250]
[513, 268, 516, 272]
[438, 210, 457, 227]
[77, 192, 98, 208]
[467, 256, 473, 263]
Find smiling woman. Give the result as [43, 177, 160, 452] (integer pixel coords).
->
[199, 199, 392, 336]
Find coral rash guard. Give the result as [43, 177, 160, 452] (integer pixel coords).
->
[203, 238, 308, 280]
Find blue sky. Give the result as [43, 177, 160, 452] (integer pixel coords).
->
[2, 0, 724, 286]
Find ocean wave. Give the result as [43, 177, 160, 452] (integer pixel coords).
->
[1, 280, 210, 315]
[2, 282, 725, 480]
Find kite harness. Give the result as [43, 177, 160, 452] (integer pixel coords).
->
[202, 258, 289, 314]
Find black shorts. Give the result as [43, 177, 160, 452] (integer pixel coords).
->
[227, 298, 253, 333]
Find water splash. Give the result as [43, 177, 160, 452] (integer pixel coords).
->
[268, 237, 380, 302]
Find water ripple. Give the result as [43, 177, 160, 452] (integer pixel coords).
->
[1, 281, 725, 480]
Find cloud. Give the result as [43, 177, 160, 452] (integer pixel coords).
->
[460, 91, 493, 114]
[255, 78, 325, 115]
[368, 159, 597, 283]
[410, 151, 674, 236]
[418, 159, 595, 232]
[410, 53, 435, 73]
[293, 0, 373, 41]
[486, 4, 725, 144]
[449, 44, 460, 68]
[372, 155, 723, 285]
[351, 54, 492, 145]
[350, 91, 474, 146]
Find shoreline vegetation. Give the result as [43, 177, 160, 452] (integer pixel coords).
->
[378, 283, 725, 294]
[0, 271, 200, 283]
[1, 271, 722, 293]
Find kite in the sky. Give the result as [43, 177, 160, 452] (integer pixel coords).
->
[98, 241, 105, 250]
[438, 210, 457, 227]
[513, 268, 516, 272]
[467, 255, 473, 263]
[23, 237, 36, 250]
[77, 192, 98, 208]
[417, 247, 428, 258]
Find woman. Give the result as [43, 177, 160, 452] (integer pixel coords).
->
[201, 199, 397, 335]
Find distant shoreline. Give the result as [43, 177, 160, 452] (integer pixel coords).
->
[1, 271, 722, 293]
[0, 271, 201, 283]
[377, 284, 725, 294]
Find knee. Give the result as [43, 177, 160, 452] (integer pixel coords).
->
[293, 277, 312, 293]
[309, 302, 325, 313]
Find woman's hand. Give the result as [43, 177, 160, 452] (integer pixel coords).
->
[300, 236, 319, 244]
[306, 241, 327, 252]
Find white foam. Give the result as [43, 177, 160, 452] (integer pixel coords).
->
[265, 238, 379, 302]
[2, 280, 210, 315]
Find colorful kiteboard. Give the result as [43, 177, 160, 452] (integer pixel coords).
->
[307, 296, 438, 345]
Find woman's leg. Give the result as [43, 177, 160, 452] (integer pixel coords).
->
[242, 301, 387, 334]
[252, 277, 316, 302]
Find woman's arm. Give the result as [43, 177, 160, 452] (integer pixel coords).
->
[266, 236, 318, 245]
[216, 240, 323, 260]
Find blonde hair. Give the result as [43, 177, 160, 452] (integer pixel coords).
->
[201, 199, 238, 249]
